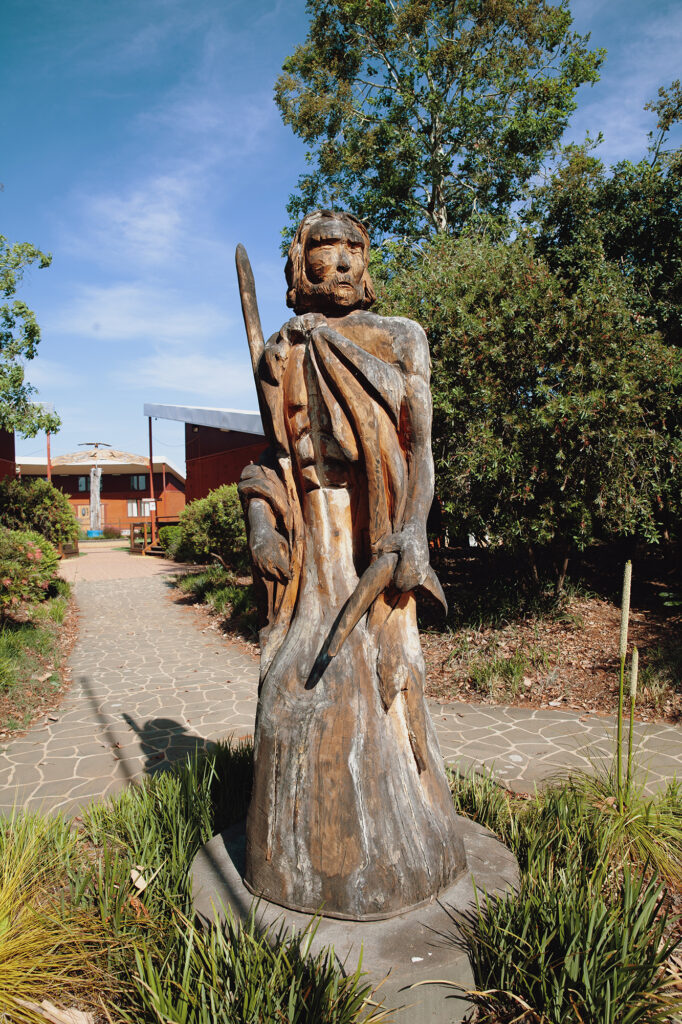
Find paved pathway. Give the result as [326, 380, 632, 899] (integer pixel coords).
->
[1, 542, 680, 816]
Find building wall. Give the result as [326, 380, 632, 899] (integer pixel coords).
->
[185, 425, 266, 502]
[0, 428, 15, 480]
[32, 469, 186, 532]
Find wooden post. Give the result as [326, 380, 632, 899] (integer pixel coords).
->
[46, 432, 52, 482]
[89, 466, 102, 531]
[148, 417, 157, 545]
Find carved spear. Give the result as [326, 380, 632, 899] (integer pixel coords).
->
[235, 243, 265, 378]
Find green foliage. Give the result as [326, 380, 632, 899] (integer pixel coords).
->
[0, 527, 60, 616]
[0, 476, 78, 545]
[377, 232, 682, 572]
[531, 81, 682, 347]
[276, 0, 603, 240]
[176, 566, 257, 633]
[158, 524, 194, 562]
[130, 909, 386, 1024]
[71, 742, 385, 1023]
[465, 855, 678, 1023]
[450, 768, 682, 1021]
[176, 485, 248, 570]
[81, 740, 253, 914]
[0, 235, 60, 437]
[0, 621, 53, 694]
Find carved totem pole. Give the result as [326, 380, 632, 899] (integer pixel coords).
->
[237, 211, 465, 921]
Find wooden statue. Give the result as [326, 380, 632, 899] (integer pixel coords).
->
[236, 210, 465, 920]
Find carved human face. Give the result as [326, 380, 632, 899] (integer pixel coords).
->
[303, 218, 367, 311]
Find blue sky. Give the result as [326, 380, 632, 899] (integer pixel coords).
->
[3, 0, 681, 472]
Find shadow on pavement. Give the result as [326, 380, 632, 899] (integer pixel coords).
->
[122, 712, 217, 774]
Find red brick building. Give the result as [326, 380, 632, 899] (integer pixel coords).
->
[0, 428, 15, 480]
[144, 404, 265, 503]
[17, 447, 186, 533]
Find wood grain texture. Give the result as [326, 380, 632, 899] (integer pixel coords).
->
[237, 211, 465, 919]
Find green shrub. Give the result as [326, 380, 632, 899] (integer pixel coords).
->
[176, 485, 248, 570]
[158, 524, 194, 562]
[0, 476, 77, 545]
[0, 527, 60, 617]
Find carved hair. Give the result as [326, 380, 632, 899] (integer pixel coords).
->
[285, 209, 376, 312]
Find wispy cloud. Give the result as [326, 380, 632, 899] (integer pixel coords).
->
[115, 350, 257, 402]
[51, 282, 233, 345]
[568, 4, 682, 164]
[139, 89, 279, 162]
[22, 357, 86, 393]
[67, 172, 195, 269]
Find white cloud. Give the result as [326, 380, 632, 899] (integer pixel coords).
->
[568, 5, 682, 164]
[21, 357, 85, 393]
[116, 350, 257, 402]
[51, 282, 233, 345]
[63, 169, 200, 271]
[140, 89, 279, 162]
[82, 174, 191, 267]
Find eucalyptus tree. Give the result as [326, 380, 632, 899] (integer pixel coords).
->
[276, 0, 604, 239]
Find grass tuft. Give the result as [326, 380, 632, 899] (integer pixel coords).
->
[0, 812, 117, 1022]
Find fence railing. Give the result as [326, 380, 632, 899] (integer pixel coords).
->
[129, 516, 181, 554]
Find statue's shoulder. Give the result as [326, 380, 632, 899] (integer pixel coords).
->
[342, 310, 428, 377]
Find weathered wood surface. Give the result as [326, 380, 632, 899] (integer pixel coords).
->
[237, 211, 465, 920]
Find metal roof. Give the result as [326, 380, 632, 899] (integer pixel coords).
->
[144, 403, 264, 436]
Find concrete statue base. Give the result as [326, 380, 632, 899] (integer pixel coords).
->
[191, 816, 518, 1024]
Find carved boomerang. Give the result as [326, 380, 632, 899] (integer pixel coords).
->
[326, 553, 447, 658]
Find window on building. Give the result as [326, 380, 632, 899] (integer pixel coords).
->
[127, 500, 139, 517]
[130, 474, 147, 491]
[141, 499, 155, 517]
[77, 474, 102, 492]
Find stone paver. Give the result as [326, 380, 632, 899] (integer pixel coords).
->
[0, 545, 259, 816]
[1, 542, 681, 815]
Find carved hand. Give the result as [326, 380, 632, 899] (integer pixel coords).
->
[282, 312, 326, 345]
[248, 499, 292, 584]
[377, 522, 430, 592]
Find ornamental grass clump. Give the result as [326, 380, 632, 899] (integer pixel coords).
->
[462, 853, 679, 1023]
[565, 561, 682, 886]
[447, 771, 681, 1022]
[0, 812, 115, 1023]
[69, 740, 388, 1023]
[129, 909, 389, 1024]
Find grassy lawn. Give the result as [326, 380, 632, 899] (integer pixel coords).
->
[0, 585, 74, 735]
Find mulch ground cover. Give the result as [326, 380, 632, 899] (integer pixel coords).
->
[0, 595, 79, 739]
[174, 543, 682, 724]
[422, 543, 682, 722]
